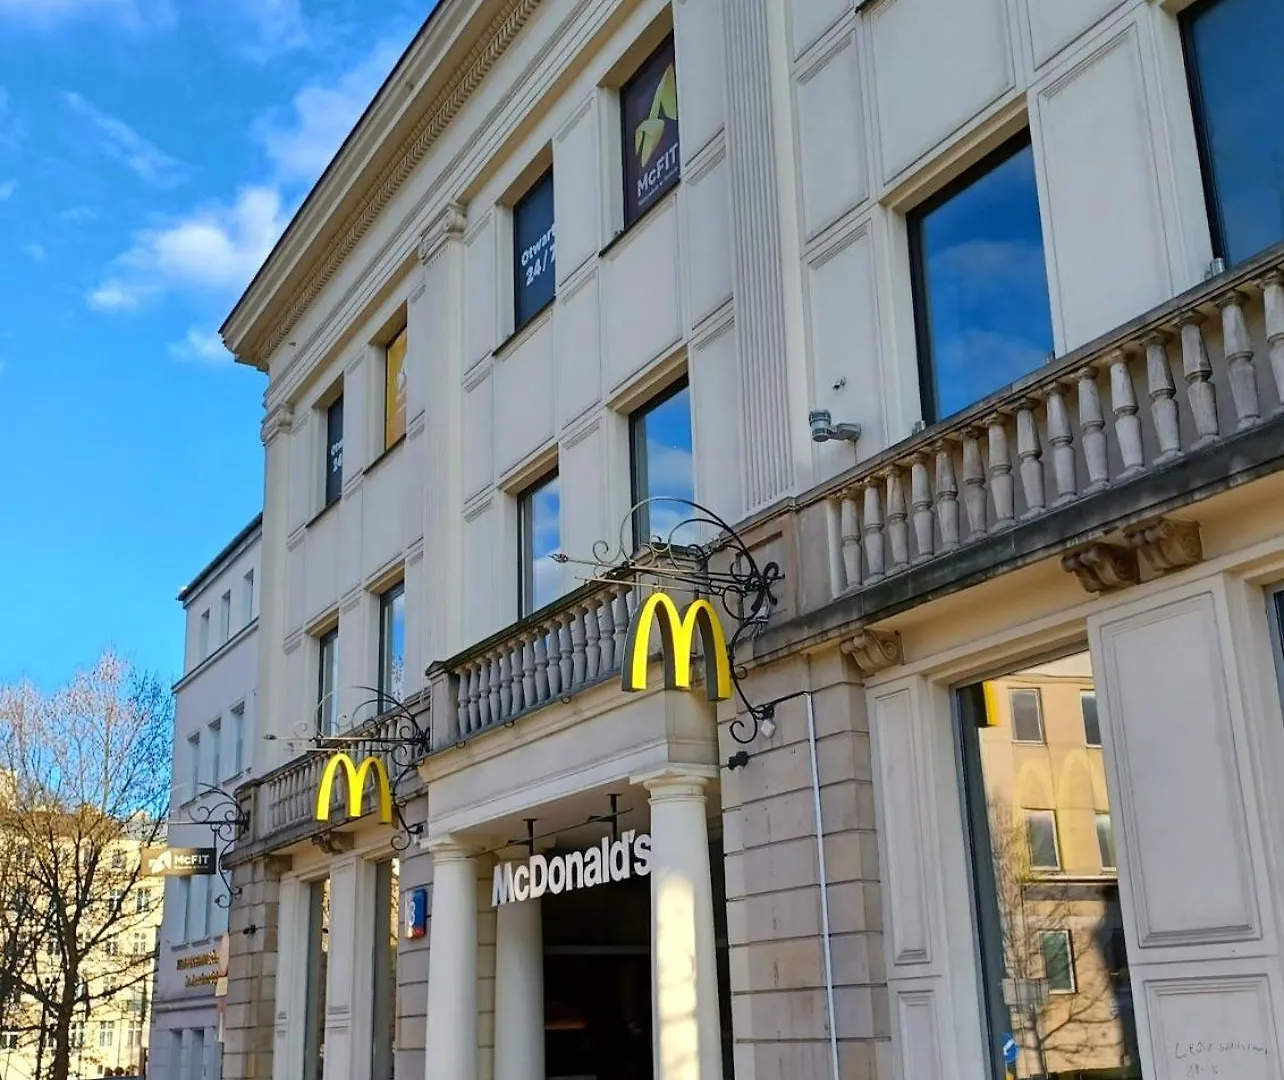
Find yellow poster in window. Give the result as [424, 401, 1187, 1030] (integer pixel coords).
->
[385, 327, 408, 448]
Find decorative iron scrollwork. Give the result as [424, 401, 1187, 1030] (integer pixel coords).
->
[185, 784, 250, 908]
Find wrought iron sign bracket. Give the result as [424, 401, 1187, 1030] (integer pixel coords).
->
[183, 784, 251, 908]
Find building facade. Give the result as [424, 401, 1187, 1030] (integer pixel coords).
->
[148, 517, 262, 1080]
[219, 0, 1284, 1079]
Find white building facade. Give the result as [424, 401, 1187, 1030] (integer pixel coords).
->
[218, 0, 1284, 1079]
[149, 516, 262, 1080]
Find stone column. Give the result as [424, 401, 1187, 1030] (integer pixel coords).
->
[257, 400, 293, 773]
[424, 838, 479, 1080]
[493, 893, 544, 1080]
[181, 1028, 196, 1080]
[638, 766, 723, 1080]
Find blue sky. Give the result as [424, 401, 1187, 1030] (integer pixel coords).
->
[0, 0, 429, 689]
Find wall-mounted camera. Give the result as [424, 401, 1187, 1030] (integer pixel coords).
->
[808, 410, 862, 445]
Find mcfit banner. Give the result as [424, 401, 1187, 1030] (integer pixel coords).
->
[314, 753, 394, 825]
[621, 592, 733, 702]
[622, 35, 680, 227]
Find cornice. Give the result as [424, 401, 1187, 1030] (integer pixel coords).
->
[235, 0, 542, 370]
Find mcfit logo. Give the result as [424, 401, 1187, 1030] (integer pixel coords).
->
[314, 753, 394, 825]
[620, 592, 733, 702]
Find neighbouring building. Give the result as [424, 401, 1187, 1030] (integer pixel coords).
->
[148, 516, 262, 1080]
[217, 0, 1284, 1079]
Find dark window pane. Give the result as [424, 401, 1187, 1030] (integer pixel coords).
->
[1040, 931, 1074, 993]
[910, 139, 1055, 422]
[622, 36, 680, 227]
[1185, 0, 1284, 265]
[325, 396, 344, 506]
[630, 381, 694, 548]
[520, 472, 561, 615]
[514, 170, 556, 329]
[1026, 810, 1060, 869]
[379, 585, 405, 703]
[1009, 688, 1043, 743]
[318, 629, 338, 734]
[1097, 812, 1116, 871]
[1082, 691, 1102, 746]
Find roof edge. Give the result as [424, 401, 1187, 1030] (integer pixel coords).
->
[178, 513, 264, 604]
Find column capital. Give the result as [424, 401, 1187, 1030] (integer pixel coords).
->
[425, 834, 481, 862]
[260, 401, 294, 445]
[633, 763, 718, 800]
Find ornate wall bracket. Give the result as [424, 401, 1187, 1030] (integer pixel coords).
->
[182, 785, 252, 908]
[843, 629, 904, 675]
[1062, 516, 1202, 594]
[1061, 543, 1141, 594]
[1123, 517, 1204, 575]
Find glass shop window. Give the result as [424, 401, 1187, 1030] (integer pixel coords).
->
[513, 169, 556, 331]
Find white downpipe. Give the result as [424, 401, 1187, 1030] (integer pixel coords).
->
[803, 689, 841, 1080]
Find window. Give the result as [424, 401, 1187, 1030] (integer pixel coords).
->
[191, 1029, 206, 1076]
[384, 326, 408, 449]
[302, 879, 331, 1080]
[99, 1021, 114, 1049]
[371, 860, 399, 1080]
[908, 134, 1055, 423]
[135, 889, 150, 914]
[105, 936, 119, 958]
[378, 584, 406, 705]
[1097, 811, 1117, 871]
[126, 1019, 142, 1049]
[518, 471, 561, 616]
[1183, 0, 1284, 266]
[111, 850, 126, 871]
[621, 35, 680, 228]
[1081, 690, 1101, 747]
[176, 876, 193, 943]
[131, 931, 148, 956]
[513, 169, 555, 330]
[219, 590, 231, 644]
[198, 610, 210, 659]
[109, 887, 126, 909]
[1025, 809, 1060, 870]
[45, 937, 58, 957]
[187, 733, 201, 798]
[1008, 688, 1044, 743]
[325, 395, 344, 507]
[317, 628, 339, 735]
[1039, 930, 1075, 993]
[70, 1021, 84, 1050]
[229, 702, 245, 779]
[208, 718, 221, 786]
[242, 569, 255, 626]
[0, 1032, 18, 1050]
[630, 379, 694, 548]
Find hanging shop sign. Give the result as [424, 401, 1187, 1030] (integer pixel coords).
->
[144, 847, 216, 877]
[492, 830, 651, 907]
[404, 887, 428, 939]
[620, 593, 733, 702]
[314, 753, 394, 825]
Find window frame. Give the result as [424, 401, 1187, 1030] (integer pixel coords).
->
[1180, 0, 1237, 265]
[317, 627, 339, 735]
[219, 590, 231, 644]
[518, 469, 560, 617]
[1096, 810, 1117, 872]
[1080, 689, 1102, 747]
[228, 701, 246, 779]
[1039, 929, 1076, 994]
[1008, 687, 1045, 744]
[511, 168, 556, 334]
[186, 732, 201, 798]
[198, 610, 210, 660]
[324, 394, 345, 508]
[383, 324, 409, 451]
[1025, 808, 1062, 871]
[1268, 584, 1284, 706]
[378, 582, 406, 706]
[628, 375, 693, 550]
[207, 717, 221, 786]
[620, 33, 682, 231]
[242, 569, 255, 626]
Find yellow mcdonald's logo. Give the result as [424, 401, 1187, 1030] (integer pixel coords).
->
[314, 753, 394, 825]
[620, 592, 733, 702]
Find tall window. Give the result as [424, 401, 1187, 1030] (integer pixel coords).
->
[621, 35, 680, 228]
[1025, 809, 1060, 870]
[384, 326, 408, 449]
[519, 471, 561, 615]
[1081, 690, 1101, 747]
[630, 379, 694, 549]
[207, 718, 221, 785]
[1097, 811, 1117, 871]
[371, 859, 399, 1080]
[0, 1032, 18, 1050]
[198, 610, 210, 660]
[513, 170, 555, 330]
[1183, 0, 1284, 266]
[1008, 688, 1044, 743]
[302, 878, 331, 1080]
[317, 629, 339, 735]
[126, 1019, 143, 1050]
[135, 888, 150, 914]
[220, 590, 232, 644]
[908, 134, 1055, 423]
[187, 733, 201, 798]
[131, 931, 148, 956]
[229, 702, 245, 778]
[69, 1021, 84, 1049]
[242, 569, 255, 625]
[1040, 930, 1076, 993]
[99, 1021, 114, 1049]
[378, 584, 406, 705]
[325, 395, 344, 507]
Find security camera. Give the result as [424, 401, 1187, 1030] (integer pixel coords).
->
[808, 410, 862, 444]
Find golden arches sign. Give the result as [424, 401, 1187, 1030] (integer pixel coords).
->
[620, 592, 733, 702]
[314, 753, 394, 825]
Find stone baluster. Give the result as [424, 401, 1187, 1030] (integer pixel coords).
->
[598, 596, 617, 673]
[885, 469, 910, 571]
[613, 590, 631, 669]
[909, 454, 934, 563]
[840, 493, 862, 588]
[584, 604, 602, 682]
[1145, 332, 1181, 464]
[1218, 291, 1261, 429]
[456, 665, 472, 737]
[1179, 313, 1220, 448]
[1076, 366, 1109, 493]
[1261, 272, 1284, 413]
[488, 654, 503, 727]
[986, 414, 1015, 530]
[934, 443, 960, 552]
[1015, 400, 1045, 517]
[1044, 384, 1077, 505]
[1109, 350, 1144, 480]
[570, 611, 587, 689]
[533, 633, 551, 702]
[521, 636, 537, 712]
[476, 660, 492, 730]
[862, 481, 885, 583]
[510, 641, 527, 716]
[557, 616, 574, 693]
[498, 650, 514, 721]
[961, 429, 987, 537]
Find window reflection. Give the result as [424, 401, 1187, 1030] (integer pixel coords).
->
[302, 878, 330, 1080]
[630, 380, 695, 549]
[379, 584, 405, 704]
[520, 471, 561, 615]
[960, 652, 1140, 1080]
[910, 137, 1055, 423]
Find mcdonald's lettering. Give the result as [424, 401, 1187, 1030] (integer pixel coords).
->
[314, 753, 394, 825]
[620, 592, 733, 701]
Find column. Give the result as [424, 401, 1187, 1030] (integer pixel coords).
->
[424, 838, 479, 1080]
[638, 766, 723, 1080]
[180, 1028, 196, 1080]
[257, 400, 293, 772]
[493, 893, 544, 1080]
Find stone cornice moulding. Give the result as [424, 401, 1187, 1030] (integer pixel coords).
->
[235, 0, 542, 369]
[418, 201, 469, 265]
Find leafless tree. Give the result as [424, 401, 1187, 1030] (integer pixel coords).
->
[0, 652, 172, 1080]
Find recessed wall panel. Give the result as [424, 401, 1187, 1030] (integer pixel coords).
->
[555, 271, 601, 427]
[674, 0, 726, 155]
[462, 500, 498, 645]
[494, 319, 555, 476]
[463, 368, 494, 500]
[602, 202, 682, 391]
[689, 321, 743, 528]
[1026, 0, 1128, 68]
[464, 215, 497, 366]
[797, 32, 868, 238]
[554, 99, 600, 282]
[789, 0, 851, 57]
[558, 422, 604, 604]
[683, 154, 733, 328]
[1147, 977, 1280, 1080]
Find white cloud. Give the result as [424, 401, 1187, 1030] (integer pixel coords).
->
[170, 328, 232, 365]
[0, 180, 15, 201]
[64, 91, 182, 186]
[23, 242, 45, 261]
[233, 0, 309, 60]
[88, 278, 149, 311]
[58, 204, 97, 222]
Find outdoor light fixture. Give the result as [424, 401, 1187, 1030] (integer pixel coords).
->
[759, 715, 777, 739]
[808, 410, 862, 444]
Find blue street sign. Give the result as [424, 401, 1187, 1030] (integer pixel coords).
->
[1002, 1035, 1018, 1066]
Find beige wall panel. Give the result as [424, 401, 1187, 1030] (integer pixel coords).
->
[494, 317, 556, 476]
[558, 421, 605, 602]
[674, 0, 726, 156]
[462, 499, 499, 646]
[463, 368, 494, 501]
[602, 201, 682, 392]
[788, 0, 852, 57]
[554, 271, 602, 428]
[359, 453, 402, 581]
[682, 153, 733, 329]
[871, 0, 1014, 180]
[1144, 976, 1280, 1080]
[553, 97, 600, 282]
[286, 421, 310, 533]
[689, 319, 743, 530]
[286, 539, 306, 635]
[897, 992, 947, 1080]
[1035, 24, 1171, 351]
[303, 509, 338, 626]
[282, 636, 306, 736]
[464, 215, 497, 367]
[336, 489, 362, 596]
[1026, 0, 1128, 68]
[797, 31, 869, 239]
